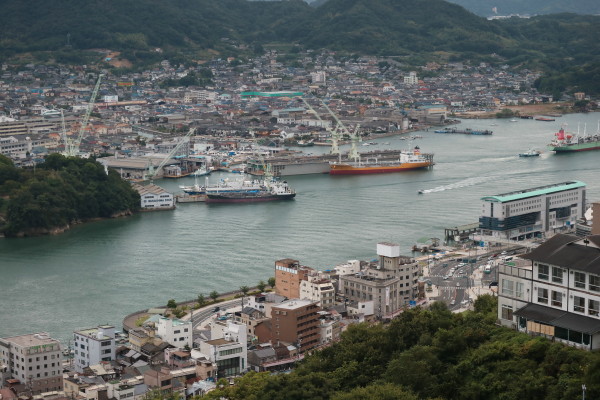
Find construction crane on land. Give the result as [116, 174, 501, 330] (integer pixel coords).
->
[145, 127, 196, 181]
[64, 74, 104, 156]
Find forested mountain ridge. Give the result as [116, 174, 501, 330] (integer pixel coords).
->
[446, 0, 600, 17]
[0, 0, 598, 69]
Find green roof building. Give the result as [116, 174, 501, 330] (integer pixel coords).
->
[479, 181, 587, 241]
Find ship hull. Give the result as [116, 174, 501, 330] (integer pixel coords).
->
[330, 161, 433, 175]
[205, 193, 296, 203]
[548, 142, 600, 152]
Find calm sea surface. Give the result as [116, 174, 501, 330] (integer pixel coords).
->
[1, 113, 599, 344]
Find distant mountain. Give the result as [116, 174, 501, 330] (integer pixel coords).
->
[0, 0, 598, 82]
[446, 0, 600, 17]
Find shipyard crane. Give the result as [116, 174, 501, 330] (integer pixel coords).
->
[65, 74, 104, 156]
[59, 110, 69, 151]
[146, 127, 196, 181]
[299, 97, 342, 155]
[319, 100, 362, 162]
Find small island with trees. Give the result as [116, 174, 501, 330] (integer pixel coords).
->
[0, 153, 140, 237]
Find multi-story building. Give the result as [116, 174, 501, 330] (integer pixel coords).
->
[271, 299, 320, 352]
[340, 243, 420, 318]
[299, 276, 336, 309]
[73, 325, 116, 373]
[133, 184, 174, 210]
[274, 259, 312, 299]
[156, 317, 193, 349]
[497, 234, 600, 350]
[479, 181, 586, 241]
[0, 332, 63, 394]
[199, 322, 247, 378]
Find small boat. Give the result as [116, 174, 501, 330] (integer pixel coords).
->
[510, 119, 518, 122]
[535, 117, 555, 122]
[519, 149, 541, 157]
[417, 189, 425, 194]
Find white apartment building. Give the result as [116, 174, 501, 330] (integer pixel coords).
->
[0, 332, 63, 394]
[498, 234, 600, 350]
[73, 325, 116, 373]
[403, 71, 418, 85]
[156, 317, 193, 349]
[479, 181, 586, 241]
[299, 276, 335, 309]
[199, 322, 247, 378]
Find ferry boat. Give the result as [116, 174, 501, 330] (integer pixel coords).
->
[548, 123, 600, 153]
[205, 179, 295, 203]
[329, 146, 434, 175]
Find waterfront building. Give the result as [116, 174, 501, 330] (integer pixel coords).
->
[274, 259, 313, 299]
[0, 332, 63, 394]
[73, 325, 116, 373]
[340, 243, 420, 319]
[133, 184, 175, 210]
[479, 181, 587, 241]
[497, 234, 600, 350]
[156, 317, 192, 349]
[270, 299, 320, 352]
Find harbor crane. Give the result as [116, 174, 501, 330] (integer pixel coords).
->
[64, 74, 104, 156]
[319, 100, 362, 162]
[299, 97, 342, 155]
[145, 127, 196, 181]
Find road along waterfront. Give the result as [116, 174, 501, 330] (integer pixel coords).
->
[1, 112, 599, 344]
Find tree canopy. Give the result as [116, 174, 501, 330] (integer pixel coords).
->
[0, 154, 140, 236]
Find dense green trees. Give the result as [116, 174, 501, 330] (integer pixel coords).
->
[0, 154, 139, 236]
[200, 296, 599, 400]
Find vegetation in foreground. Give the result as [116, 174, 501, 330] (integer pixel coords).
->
[0, 154, 140, 237]
[194, 296, 599, 400]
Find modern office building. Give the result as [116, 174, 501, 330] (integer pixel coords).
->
[497, 234, 600, 350]
[0, 332, 63, 394]
[479, 181, 586, 241]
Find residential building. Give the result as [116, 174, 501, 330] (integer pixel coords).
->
[156, 317, 193, 349]
[199, 322, 247, 378]
[299, 276, 336, 309]
[404, 71, 418, 85]
[271, 299, 320, 352]
[0, 332, 63, 394]
[479, 181, 586, 241]
[498, 234, 600, 350]
[73, 325, 116, 373]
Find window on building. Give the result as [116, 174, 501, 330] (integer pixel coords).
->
[573, 296, 585, 313]
[537, 288, 548, 304]
[590, 275, 600, 292]
[551, 291, 563, 307]
[574, 272, 586, 289]
[501, 279, 514, 296]
[538, 264, 549, 280]
[551, 267, 563, 284]
[501, 305, 513, 320]
[589, 299, 600, 317]
[515, 282, 524, 298]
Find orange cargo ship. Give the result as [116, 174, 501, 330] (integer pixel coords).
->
[329, 147, 434, 175]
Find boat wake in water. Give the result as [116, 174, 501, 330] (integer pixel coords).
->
[418, 176, 491, 194]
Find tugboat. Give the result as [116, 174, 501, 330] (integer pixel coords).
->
[518, 149, 541, 157]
